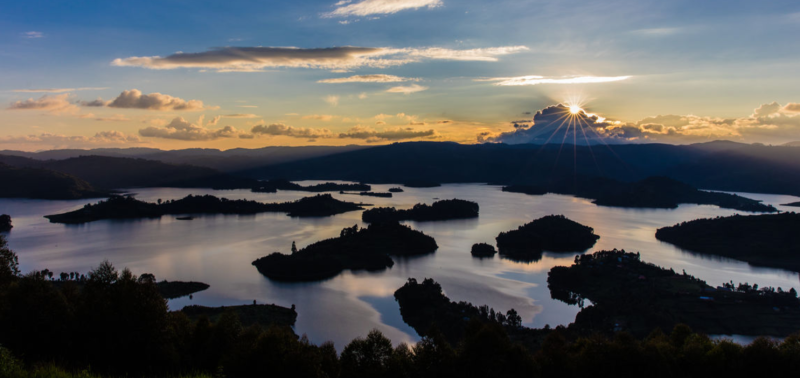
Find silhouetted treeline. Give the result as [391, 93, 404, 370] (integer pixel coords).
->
[241, 141, 800, 197]
[5, 237, 800, 377]
[252, 179, 370, 193]
[252, 223, 438, 281]
[0, 214, 11, 232]
[504, 176, 777, 212]
[362, 199, 479, 223]
[496, 215, 599, 261]
[656, 212, 800, 272]
[548, 250, 800, 337]
[44, 194, 364, 223]
[0, 162, 105, 199]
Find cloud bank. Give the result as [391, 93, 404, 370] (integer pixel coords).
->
[324, 0, 442, 18]
[251, 123, 335, 139]
[477, 75, 631, 86]
[339, 125, 436, 142]
[386, 84, 428, 94]
[112, 45, 528, 72]
[139, 116, 244, 141]
[0, 131, 142, 149]
[318, 74, 419, 83]
[7, 94, 80, 114]
[483, 102, 800, 145]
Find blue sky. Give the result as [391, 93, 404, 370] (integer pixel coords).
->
[2, 0, 800, 150]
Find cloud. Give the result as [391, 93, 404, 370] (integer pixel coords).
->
[7, 94, 80, 114]
[386, 84, 428, 94]
[324, 95, 340, 105]
[483, 102, 800, 145]
[222, 113, 259, 118]
[784, 103, 800, 113]
[23, 31, 43, 39]
[92, 114, 131, 122]
[112, 45, 528, 72]
[406, 46, 529, 61]
[338, 125, 437, 141]
[318, 74, 420, 83]
[323, 0, 442, 18]
[477, 75, 631, 86]
[13, 87, 108, 93]
[106, 89, 211, 111]
[238, 105, 258, 108]
[358, 92, 368, 99]
[302, 114, 335, 121]
[251, 123, 334, 139]
[80, 98, 109, 107]
[139, 117, 244, 141]
[0, 131, 142, 149]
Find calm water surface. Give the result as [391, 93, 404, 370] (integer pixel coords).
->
[2, 183, 799, 348]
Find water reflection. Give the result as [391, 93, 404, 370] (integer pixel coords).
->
[1, 183, 799, 348]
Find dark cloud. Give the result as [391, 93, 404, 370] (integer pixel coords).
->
[250, 123, 334, 139]
[339, 125, 436, 141]
[139, 117, 242, 141]
[107, 89, 209, 111]
[486, 104, 615, 145]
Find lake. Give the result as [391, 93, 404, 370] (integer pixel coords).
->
[2, 183, 799, 348]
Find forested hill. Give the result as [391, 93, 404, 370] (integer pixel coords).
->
[240, 141, 800, 196]
[0, 163, 104, 199]
[0, 155, 257, 190]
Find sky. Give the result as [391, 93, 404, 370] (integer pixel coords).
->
[2, 0, 800, 151]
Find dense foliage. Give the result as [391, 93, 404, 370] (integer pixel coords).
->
[252, 223, 438, 281]
[656, 212, 800, 272]
[0, 162, 103, 199]
[0, 215, 11, 232]
[548, 250, 800, 337]
[496, 215, 599, 261]
[45, 194, 364, 224]
[362, 199, 479, 223]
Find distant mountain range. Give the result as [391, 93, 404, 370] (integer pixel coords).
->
[4, 141, 800, 199]
[0, 145, 366, 172]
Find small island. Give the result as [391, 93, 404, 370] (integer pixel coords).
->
[180, 303, 297, 328]
[156, 280, 210, 300]
[388, 187, 404, 193]
[0, 214, 11, 232]
[44, 193, 364, 224]
[340, 191, 393, 198]
[252, 179, 370, 193]
[471, 243, 496, 258]
[496, 215, 599, 261]
[655, 212, 800, 272]
[783, 201, 800, 207]
[548, 249, 800, 337]
[503, 176, 777, 213]
[362, 199, 479, 223]
[252, 222, 438, 281]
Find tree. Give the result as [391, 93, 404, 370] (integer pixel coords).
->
[0, 235, 20, 285]
[88, 260, 118, 284]
[341, 329, 394, 378]
[291, 241, 298, 254]
[60, 272, 69, 281]
[0, 214, 11, 231]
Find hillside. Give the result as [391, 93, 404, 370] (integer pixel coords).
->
[241, 141, 800, 196]
[0, 163, 105, 199]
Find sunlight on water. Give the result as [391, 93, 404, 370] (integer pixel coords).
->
[2, 183, 799, 348]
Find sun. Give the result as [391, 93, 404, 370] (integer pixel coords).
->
[569, 105, 582, 114]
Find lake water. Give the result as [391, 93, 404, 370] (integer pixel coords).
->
[2, 183, 799, 348]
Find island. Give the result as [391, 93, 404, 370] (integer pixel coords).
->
[548, 249, 800, 337]
[362, 199, 479, 223]
[44, 193, 364, 224]
[388, 187, 404, 193]
[180, 303, 297, 328]
[340, 191, 393, 198]
[503, 176, 777, 213]
[252, 179, 370, 193]
[655, 212, 800, 272]
[156, 280, 210, 300]
[783, 201, 800, 207]
[471, 243, 496, 258]
[0, 214, 11, 232]
[496, 215, 599, 261]
[252, 222, 438, 281]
